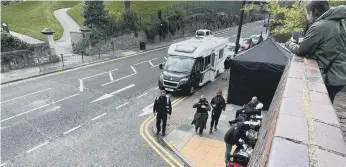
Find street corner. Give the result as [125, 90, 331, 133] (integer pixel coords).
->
[122, 51, 137, 56]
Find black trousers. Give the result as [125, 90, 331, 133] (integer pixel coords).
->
[210, 112, 221, 129]
[326, 85, 345, 103]
[235, 108, 244, 118]
[156, 116, 167, 134]
[195, 126, 204, 135]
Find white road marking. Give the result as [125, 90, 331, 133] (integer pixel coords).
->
[116, 102, 129, 109]
[79, 79, 83, 92]
[137, 92, 148, 99]
[102, 73, 136, 86]
[92, 84, 135, 103]
[109, 71, 114, 81]
[148, 60, 155, 67]
[153, 87, 159, 90]
[1, 88, 52, 104]
[81, 69, 118, 80]
[26, 141, 49, 153]
[139, 103, 154, 117]
[1, 93, 79, 122]
[164, 57, 167, 60]
[63, 125, 81, 135]
[91, 113, 107, 121]
[133, 60, 147, 65]
[131, 66, 137, 73]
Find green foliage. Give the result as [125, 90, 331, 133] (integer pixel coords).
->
[83, 1, 108, 27]
[1, 1, 80, 40]
[120, 10, 140, 34]
[1, 31, 30, 52]
[143, 23, 159, 42]
[167, 9, 184, 36]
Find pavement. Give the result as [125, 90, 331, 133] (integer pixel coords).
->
[1, 21, 266, 167]
[162, 78, 242, 167]
[334, 87, 346, 139]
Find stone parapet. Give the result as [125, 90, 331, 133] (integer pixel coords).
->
[248, 55, 346, 167]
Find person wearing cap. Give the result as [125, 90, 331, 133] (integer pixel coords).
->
[153, 90, 172, 136]
[209, 89, 226, 134]
[191, 95, 211, 136]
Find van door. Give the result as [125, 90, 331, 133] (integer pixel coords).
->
[192, 58, 204, 87]
[200, 55, 212, 86]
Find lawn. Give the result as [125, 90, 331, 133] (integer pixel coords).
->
[1, 1, 80, 40]
[67, 1, 180, 26]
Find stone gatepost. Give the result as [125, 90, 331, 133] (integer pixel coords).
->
[41, 28, 58, 61]
[80, 26, 92, 49]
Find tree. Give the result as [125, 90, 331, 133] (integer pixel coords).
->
[83, 1, 108, 27]
[124, 0, 130, 9]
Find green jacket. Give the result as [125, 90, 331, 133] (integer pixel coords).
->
[285, 5, 346, 86]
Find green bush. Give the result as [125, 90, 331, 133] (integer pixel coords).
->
[120, 10, 140, 35]
[1, 31, 30, 52]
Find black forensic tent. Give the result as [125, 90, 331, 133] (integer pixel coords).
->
[227, 38, 292, 110]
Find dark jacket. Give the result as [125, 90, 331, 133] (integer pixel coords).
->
[191, 99, 210, 129]
[210, 95, 226, 115]
[285, 6, 346, 86]
[224, 122, 249, 145]
[153, 95, 172, 117]
[247, 100, 259, 109]
[193, 98, 211, 114]
[224, 58, 231, 69]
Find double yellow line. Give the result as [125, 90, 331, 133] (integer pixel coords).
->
[140, 96, 186, 167]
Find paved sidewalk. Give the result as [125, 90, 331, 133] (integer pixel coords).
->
[158, 78, 243, 167]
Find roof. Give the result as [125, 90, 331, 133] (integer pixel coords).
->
[168, 37, 228, 58]
[233, 38, 292, 66]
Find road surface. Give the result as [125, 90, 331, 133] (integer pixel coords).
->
[1, 21, 265, 167]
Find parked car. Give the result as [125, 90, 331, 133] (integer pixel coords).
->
[195, 29, 214, 38]
[226, 43, 236, 58]
[249, 34, 263, 45]
[239, 38, 254, 52]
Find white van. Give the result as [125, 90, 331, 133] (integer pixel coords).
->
[158, 37, 228, 95]
[195, 29, 214, 38]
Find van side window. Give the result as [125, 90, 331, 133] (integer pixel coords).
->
[205, 55, 211, 68]
[219, 48, 224, 59]
[206, 31, 210, 36]
[194, 58, 203, 72]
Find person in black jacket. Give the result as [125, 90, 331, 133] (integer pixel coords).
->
[153, 90, 172, 136]
[191, 96, 211, 136]
[235, 96, 259, 118]
[229, 103, 263, 126]
[210, 89, 226, 134]
[223, 57, 231, 80]
[224, 122, 250, 165]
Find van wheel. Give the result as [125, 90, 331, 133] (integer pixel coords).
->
[187, 86, 195, 96]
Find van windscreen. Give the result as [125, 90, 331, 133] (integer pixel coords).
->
[164, 56, 194, 73]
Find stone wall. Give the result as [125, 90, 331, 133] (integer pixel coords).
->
[248, 56, 346, 167]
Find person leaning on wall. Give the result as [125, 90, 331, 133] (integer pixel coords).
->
[285, 1, 346, 103]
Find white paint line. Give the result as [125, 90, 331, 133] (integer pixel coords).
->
[91, 84, 135, 103]
[150, 64, 161, 68]
[26, 141, 49, 153]
[116, 102, 129, 109]
[133, 60, 148, 65]
[164, 57, 167, 60]
[148, 60, 155, 67]
[131, 66, 137, 73]
[109, 71, 114, 81]
[1, 93, 80, 122]
[153, 87, 159, 90]
[102, 73, 136, 86]
[81, 69, 118, 80]
[1, 88, 52, 104]
[139, 103, 154, 117]
[137, 92, 148, 99]
[63, 125, 81, 135]
[91, 113, 107, 121]
[79, 79, 83, 92]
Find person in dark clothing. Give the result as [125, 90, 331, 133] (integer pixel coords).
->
[191, 96, 211, 136]
[285, 2, 346, 103]
[153, 90, 172, 136]
[224, 122, 251, 165]
[210, 89, 226, 134]
[223, 57, 231, 80]
[235, 96, 259, 118]
[229, 103, 263, 126]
